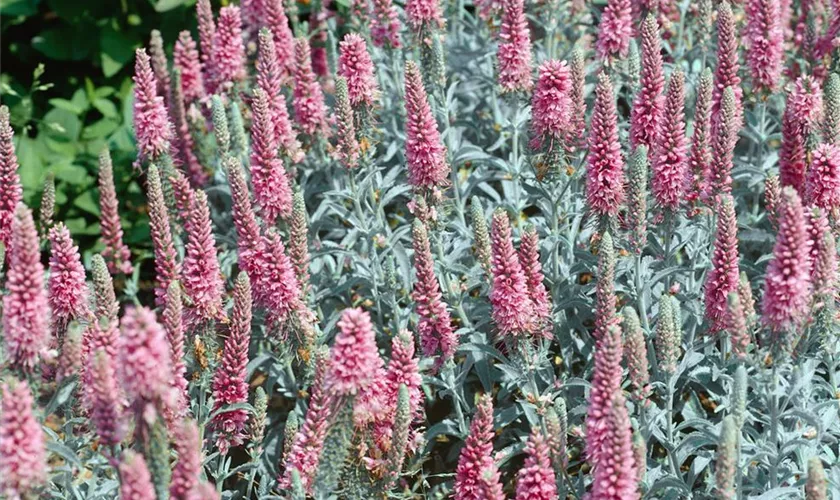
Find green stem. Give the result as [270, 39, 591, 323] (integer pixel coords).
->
[635, 253, 650, 332]
[665, 378, 680, 478]
[769, 365, 780, 488]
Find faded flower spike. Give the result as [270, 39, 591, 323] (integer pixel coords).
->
[656, 294, 681, 375]
[626, 146, 649, 253]
[714, 416, 739, 500]
[98, 149, 133, 275]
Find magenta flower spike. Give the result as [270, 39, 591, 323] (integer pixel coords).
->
[118, 306, 174, 411]
[0, 106, 23, 251]
[146, 165, 181, 308]
[85, 349, 125, 447]
[384, 333, 424, 425]
[293, 37, 330, 137]
[224, 157, 264, 278]
[519, 226, 552, 338]
[630, 15, 665, 151]
[585, 317, 625, 469]
[3, 205, 49, 373]
[183, 190, 225, 329]
[196, 0, 216, 66]
[780, 76, 823, 196]
[264, 0, 296, 80]
[806, 143, 840, 211]
[338, 34, 380, 109]
[711, 2, 743, 136]
[0, 379, 47, 499]
[48, 223, 92, 330]
[133, 49, 173, 165]
[163, 283, 189, 419]
[326, 307, 383, 396]
[119, 451, 156, 500]
[807, 210, 830, 282]
[208, 6, 247, 94]
[211, 274, 252, 454]
[406, 0, 444, 31]
[529, 60, 573, 151]
[256, 29, 303, 163]
[174, 31, 205, 106]
[587, 72, 626, 218]
[515, 429, 557, 500]
[704, 86, 739, 201]
[745, 0, 784, 91]
[252, 230, 303, 323]
[455, 395, 504, 500]
[250, 88, 294, 223]
[371, 0, 402, 48]
[762, 188, 811, 348]
[98, 150, 133, 275]
[405, 61, 449, 189]
[689, 69, 713, 206]
[170, 419, 202, 500]
[652, 69, 689, 211]
[589, 392, 640, 500]
[704, 195, 741, 333]
[412, 220, 457, 364]
[240, 0, 264, 38]
[490, 209, 536, 337]
[596, 0, 633, 60]
[496, 0, 533, 94]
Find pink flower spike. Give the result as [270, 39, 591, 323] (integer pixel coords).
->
[48, 223, 92, 329]
[170, 419, 202, 500]
[251, 229, 302, 322]
[371, 0, 402, 49]
[293, 37, 330, 137]
[515, 429, 557, 500]
[146, 165, 181, 308]
[406, 0, 444, 31]
[455, 395, 504, 500]
[326, 307, 383, 396]
[119, 451, 156, 500]
[385, 333, 424, 426]
[745, 0, 784, 91]
[339, 34, 380, 108]
[183, 190, 226, 329]
[490, 209, 536, 337]
[689, 69, 713, 206]
[118, 306, 174, 411]
[704, 195, 741, 333]
[211, 274, 252, 455]
[85, 349, 125, 447]
[807, 143, 840, 211]
[0, 106, 23, 252]
[519, 226, 552, 338]
[589, 392, 639, 499]
[250, 88, 294, 223]
[224, 157, 263, 276]
[412, 220, 457, 365]
[704, 86, 739, 201]
[196, 0, 216, 67]
[651, 69, 689, 211]
[98, 150, 133, 275]
[529, 60, 573, 152]
[630, 15, 665, 151]
[780, 76, 823, 196]
[497, 0, 533, 94]
[163, 282, 189, 419]
[3, 205, 49, 373]
[585, 319, 624, 469]
[209, 6, 247, 94]
[174, 31, 205, 106]
[711, 2, 743, 136]
[256, 29, 303, 163]
[587, 72, 626, 218]
[596, 0, 633, 60]
[264, 0, 296, 79]
[405, 61, 449, 189]
[133, 49, 173, 165]
[0, 379, 47, 499]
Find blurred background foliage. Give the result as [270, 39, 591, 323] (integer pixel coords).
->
[0, 0, 201, 259]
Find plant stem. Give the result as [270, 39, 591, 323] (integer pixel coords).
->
[769, 364, 780, 488]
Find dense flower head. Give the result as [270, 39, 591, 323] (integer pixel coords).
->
[810, 212, 837, 298]
[250, 88, 294, 222]
[404, 61, 449, 189]
[806, 143, 840, 210]
[174, 31, 205, 105]
[208, 6, 247, 93]
[515, 429, 557, 500]
[765, 174, 781, 229]
[0, 106, 23, 251]
[289, 191, 311, 295]
[594, 232, 619, 342]
[406, 0, 444, 31]
[48, 223, 92, 327]
[85, 349, 125, 446]
[133, 49, 173, 164]
[196, 0, 215, 64]
[371, 0, 402, 49]
[490, 209, 536, 337]
[656, 294, 682, 374]
[824, 73, 840, 146]
[652, 69, 689, 210]
[596, 0, 633, 60]
[0, 379, 47, 499]
[455, 395, 504, 500]
[251, 229, 302, 322]
[529, 60, 573, 151]
[519, 226, 552, 338]
[256, 29, 303, 163]
[293, 37, 330, 136]
[339, 34, 380, 108]
[146, 165, 182, 308]
[224, 156, 263, 271]
[170, 420, 202, 500]
[630, 15, 665, 150]
[714, 416, 738, 500]
[211, 273, 252, 454]
[3, 205, 50, 373]
[385, 333, 424, 426]
[585, 317, 624, 469]
[762, 188, 811, 348]
[711, 2, 743, 135]
[163, 282, 189, 418]
[119, 451, 156, 500]
[169, 80, 207, 189]
[704, 195, 740, 333]
[779, 76, 822, 196]
[149, 30, 171, 108]
[567, 48, 587, 152]
[626, 146, 649, 253]
[689, 68, 714, 205]
[264, 0, 295, 79]
[589, 392, 639, 499]
[726, 293, 751, 359]
[333, 77, 361, 169]
[622, 307, 650, 399]
[497, 0, 533, 93]
[326, 308, 383, 396]
[98, 149, 133, 275]
[412, 220, 457, 363]
[705, 87, 739, 201]
[118, 306, 174, 409]
[745, 0, 784, 91]
[587, 72, 626, 217]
